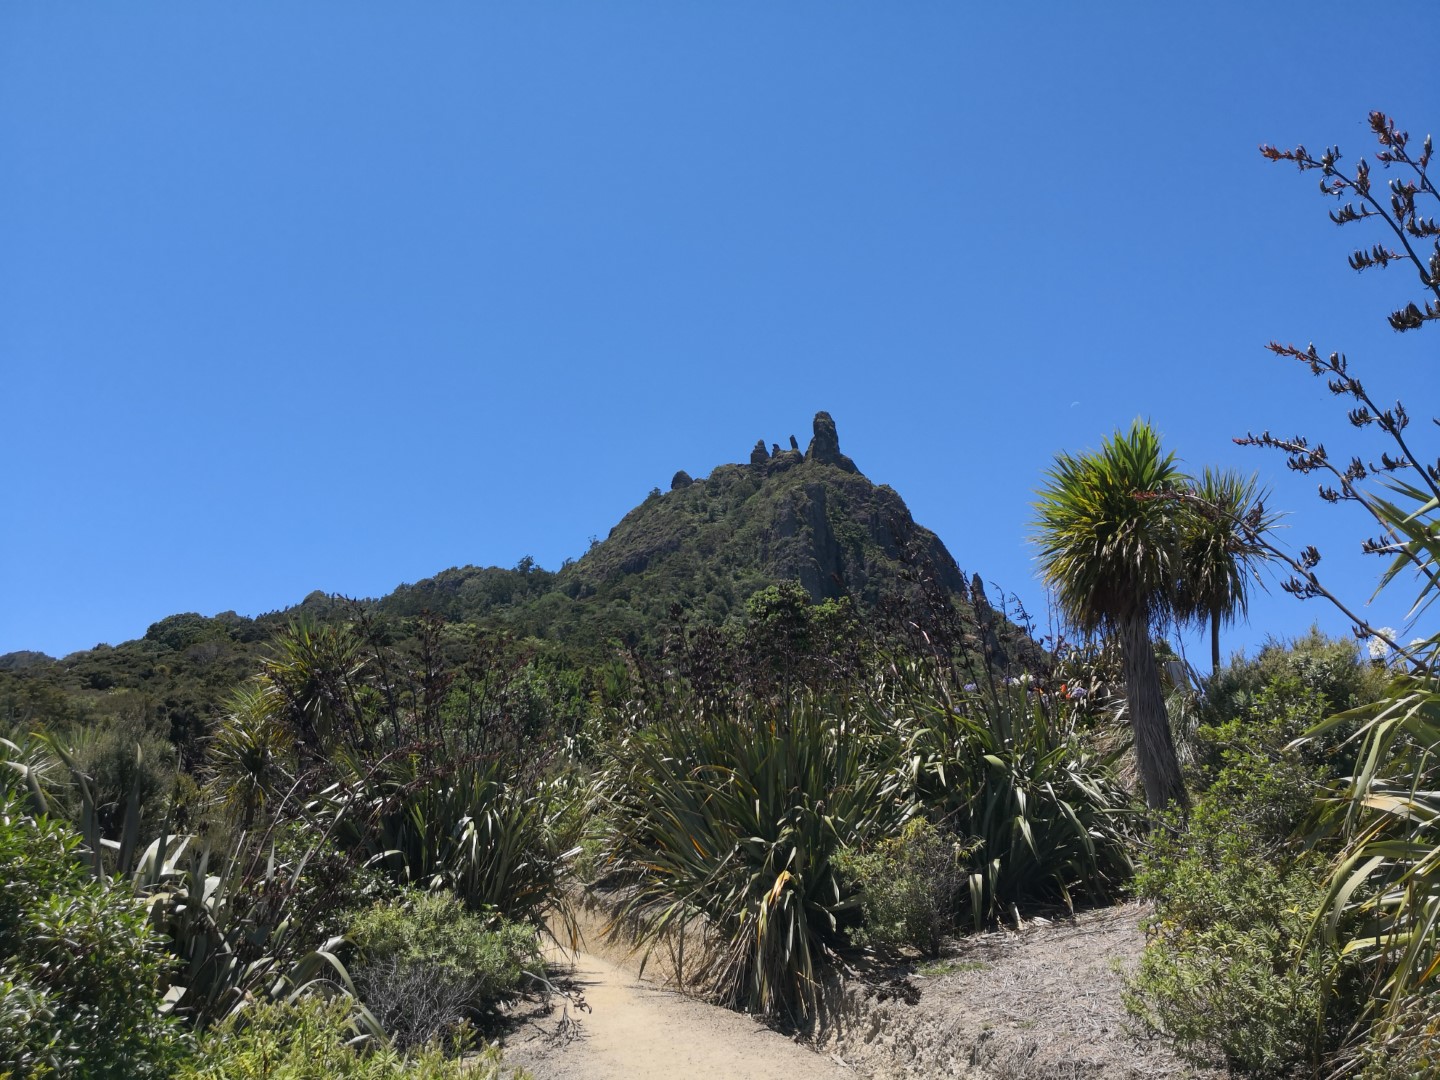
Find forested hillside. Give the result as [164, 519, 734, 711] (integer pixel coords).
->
[1, 410, 999, 783]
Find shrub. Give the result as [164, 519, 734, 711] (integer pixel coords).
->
[178, 995, 525, 1079]
[605, 687, 909, 1018]
[321, 749, 574, 926]
[835, 817, 968, 957]
[1196, 631, 1380, 783]
[894, 663, 1135, 926]
[1126, 786, 1350, 1076]
[1125, 656, 1368, 1077]
[347, 889, 541, 1046]
[0, 794, 188, 1079]
[270, 819, 394, 944]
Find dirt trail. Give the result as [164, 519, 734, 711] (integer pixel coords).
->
[501, 946, 853, 1080]
[500, 903, 1216, 1080]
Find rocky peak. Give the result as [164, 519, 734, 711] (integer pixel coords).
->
[804, 411, 858, 473]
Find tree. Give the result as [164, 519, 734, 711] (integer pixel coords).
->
[1032, 420, 1188, 809]
[206, 682, 292, 834]
[1175, 468, 1276, 676]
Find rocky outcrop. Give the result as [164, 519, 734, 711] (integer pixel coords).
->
[750, 412, 859, 477]
[767, 448, 804, 474]
[671, 470, 693, 491]
[570, 410, 972, 641]
[805, 411, 858, 473]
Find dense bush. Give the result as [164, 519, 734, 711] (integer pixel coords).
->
[835, 817, 968, 956]
[347, 889, 541, 1046]
[895, 664, 1135, 927]
[1196, 631, 1380, 772]
[0, 794, 188, 1079]
[323, 752, 577, 925]
[1126, 636, 1378, 1075]
[257, 819, 396, 944]
[1126, 778, 1349, 1076]
[605, 687, 908, 1018]
[178, 995, 524, 1079]
[66, 703, 178, 840]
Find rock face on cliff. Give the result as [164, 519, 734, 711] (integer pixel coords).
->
[804, 410, 859, 473]
[569, 412, 967, 628]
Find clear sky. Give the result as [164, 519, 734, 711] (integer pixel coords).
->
[3, 3, 1437, 662]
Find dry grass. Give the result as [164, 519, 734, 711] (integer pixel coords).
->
[811, 902, 1225, 1080]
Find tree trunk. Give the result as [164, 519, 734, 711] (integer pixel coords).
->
[1210, 612, 1221, 677]
[1119, 614, 1188, 810]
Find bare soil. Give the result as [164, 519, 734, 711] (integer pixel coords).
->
[810, 902, 1222, 1079]
[500, 902, 1221, 1080]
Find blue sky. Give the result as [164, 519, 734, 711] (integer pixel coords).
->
[3, 3, 1437, 662]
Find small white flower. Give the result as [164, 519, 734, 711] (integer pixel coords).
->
[1367, 629, 1397, 660]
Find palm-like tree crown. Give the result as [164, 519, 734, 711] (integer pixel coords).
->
[1175, 468, 1272, 630]
[1032, 420, 1187, 635]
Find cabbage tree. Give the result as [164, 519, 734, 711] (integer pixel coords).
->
[1176, 468, 1276, 676]
[1032, 421, 1188, 809]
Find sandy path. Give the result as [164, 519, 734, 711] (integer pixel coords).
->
[501, 947, 854, 1080]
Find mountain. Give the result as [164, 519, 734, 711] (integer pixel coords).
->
[374, 411, 971, 650]
[0, 412, 986, 744]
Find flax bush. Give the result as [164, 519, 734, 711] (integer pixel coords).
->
[891, 662, 1135, 927]
[605, 687, 908, 1019]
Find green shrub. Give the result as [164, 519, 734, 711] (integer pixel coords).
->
[178, 995, 525, 1079]
[896, 665, 1135, 926]
[270, 819, 394, 943]
[1126, 649, 1371, 1080]
[835, 817, 968, 956]
[56, 698, 180, 845]
[1121, 633, 1390, 1075]
[347, 889, 541, 1046]
[0, 795, 188, 1079]
[1126, 789, 1349, 1076]
[322, 750, 573, 925]
[605, 688, 909, 1018]
[1197, 630, 1381, 785]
